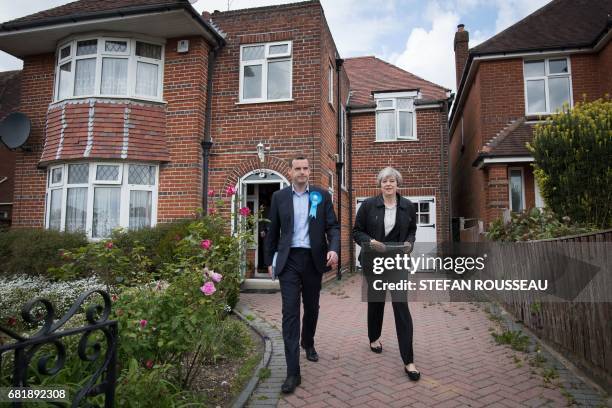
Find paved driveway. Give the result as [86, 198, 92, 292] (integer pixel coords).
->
[241, 273, 598, 407]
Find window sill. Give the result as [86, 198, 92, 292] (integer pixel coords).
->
[236, 98, 294, 105]
[374, 138, 419, 143]
[50, 95, 167, 107]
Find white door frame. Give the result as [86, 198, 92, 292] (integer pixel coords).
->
[235, 169, 290, 278]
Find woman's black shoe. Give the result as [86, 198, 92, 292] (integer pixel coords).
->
[404, 366, 420, 381]
[369, 342, 383, 353]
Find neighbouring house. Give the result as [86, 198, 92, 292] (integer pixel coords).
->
[0, 0, 450, 281]
[449, 0, 612, 240]
[344, 56, 451, 265]
[0, 70, 21, 227]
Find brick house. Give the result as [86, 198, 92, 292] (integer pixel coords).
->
[449, 0, 612, 239]
[0, 0, 450, 280]
[343, 56, 451, 264]
[0, 70, 21, 227]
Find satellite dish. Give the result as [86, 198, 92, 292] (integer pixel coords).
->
[0, 112, 31, 150]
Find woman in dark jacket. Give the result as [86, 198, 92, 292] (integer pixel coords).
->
[353, 166, 420, 381]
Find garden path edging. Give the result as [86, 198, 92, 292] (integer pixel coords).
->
[231, 304, 279, 407]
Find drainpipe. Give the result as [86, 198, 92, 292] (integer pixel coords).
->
[347, 108, 354, 274]
[202, 45, 220, 214]
[335, 57, 344, 280]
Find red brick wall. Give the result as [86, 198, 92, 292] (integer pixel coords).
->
[209, 3, 352, 273]
[450, 69, 485, 223]
[571, 53, 601, 102]
[478, 59, 524, 141]
[12, 54, 55, 228]
[599, 41, 612, 96]
[485, 164, 508, 225]
[157, 36, 210, 222]
[209, 4, 323, 199]
[350, 107, 450, 243]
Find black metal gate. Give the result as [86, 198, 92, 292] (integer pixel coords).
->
[0, 289, 117, 407]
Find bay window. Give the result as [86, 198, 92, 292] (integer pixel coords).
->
[54, 36, 164, 102]
[524, 57, 572, 115]
[239, 41, 292, 103]
[46, 162, 158, 238]
[375, 93, 417, 141]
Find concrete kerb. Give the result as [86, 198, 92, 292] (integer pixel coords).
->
[231, 306, 274, 408]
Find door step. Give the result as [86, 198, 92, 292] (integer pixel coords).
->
[241, 278, 280, 292]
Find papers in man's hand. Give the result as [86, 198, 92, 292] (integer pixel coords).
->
[272, 252, 278, 280]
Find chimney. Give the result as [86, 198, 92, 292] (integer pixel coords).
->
[454, 24, 469, 90]
[201, 11, 211, 20]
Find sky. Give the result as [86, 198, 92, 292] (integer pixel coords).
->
[0, 0, 551, 93]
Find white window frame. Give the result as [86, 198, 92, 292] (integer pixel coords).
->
[54, 35, 165, 103]
[374, 91, 418, 142]
[508, 167, 526, 213]
[45, 162, 159, 239]
[238, 41, 293, 103]
[523, 57, 573, 115]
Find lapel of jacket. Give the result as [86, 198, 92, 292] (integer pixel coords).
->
[287, 186, 294, 231]
[374, 195, 385, 240]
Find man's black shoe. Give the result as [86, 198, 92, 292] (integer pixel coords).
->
[281, 375, 301, 394]
[301, 342, 319, 362]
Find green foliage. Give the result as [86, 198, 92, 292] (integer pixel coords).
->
[48, 238, 152, 288]
[109, 220, 192, 273]
[528, 98, 612, 229]
[486, 207, 596, 242]
[0, 229, 87, 277]
[492, 330, 531, 352]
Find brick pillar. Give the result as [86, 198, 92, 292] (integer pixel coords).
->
[486, 164, 508, 226]
[12, 54, 55, 228]
[157, 37, 210, 223]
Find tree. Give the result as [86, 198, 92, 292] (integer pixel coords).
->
[527, 98, 611, 229]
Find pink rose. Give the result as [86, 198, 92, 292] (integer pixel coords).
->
[208, 189, 215, 197]
[211, 272, 222, 283]
[111, 294, 118, 302]
[200, 239, 212, 250]
[225, 185, 237, 196]
[105, 241, 114, 249]
[201, 281, 216, 296]
[208, 207, 217, 215]
[145, 360, 154, 369]
[139, 319, 148, 329]
[239, 206, 251, 217]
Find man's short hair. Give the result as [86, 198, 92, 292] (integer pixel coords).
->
[290, 155, 309, 168]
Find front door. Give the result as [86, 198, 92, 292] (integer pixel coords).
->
[240, 170, 289, 279]
[355, 196, 437, 271]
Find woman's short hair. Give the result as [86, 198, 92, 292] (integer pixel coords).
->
[376, 167, 403, 187]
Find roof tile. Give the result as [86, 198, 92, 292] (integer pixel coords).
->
[343, 56, 448, 108]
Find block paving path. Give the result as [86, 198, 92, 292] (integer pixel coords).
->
[240, 273, 605, 407]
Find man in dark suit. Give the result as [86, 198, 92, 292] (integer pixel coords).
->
[265, 156, 340, 394]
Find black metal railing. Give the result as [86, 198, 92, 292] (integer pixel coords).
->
[0, 289, 117, 407]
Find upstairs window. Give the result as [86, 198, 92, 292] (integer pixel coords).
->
[524, 57, 572, 115]
[239, 41, 292, 103]
[55, 36, 164, 102]
[374, 93, 417, 141]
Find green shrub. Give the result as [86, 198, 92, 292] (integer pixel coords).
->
[48, 238, 153, 287]
[528, 98, 612, 229]
[487, 207, 596, 242]
[0, 229, 87, 277]
[109, 220, 192, 273]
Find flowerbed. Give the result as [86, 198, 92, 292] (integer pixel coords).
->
[0, 189, 262, 406]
